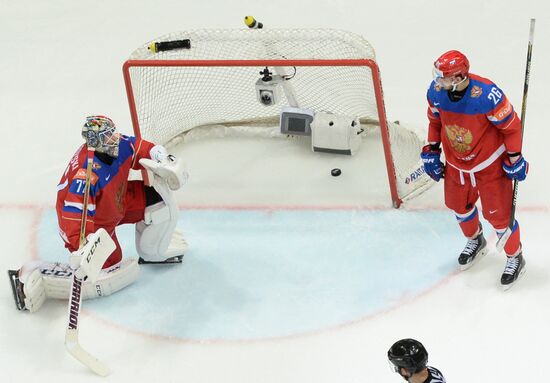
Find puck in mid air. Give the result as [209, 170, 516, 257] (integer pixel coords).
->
[331, 168, 341, 177]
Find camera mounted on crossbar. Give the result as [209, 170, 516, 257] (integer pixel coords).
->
[255, 67, 283, 106]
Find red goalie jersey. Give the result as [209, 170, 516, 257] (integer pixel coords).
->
[427, 73, 522, 170]
[56, 136, 155, 265]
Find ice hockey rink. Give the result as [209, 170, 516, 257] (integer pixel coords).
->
[2, 1, 550, 382]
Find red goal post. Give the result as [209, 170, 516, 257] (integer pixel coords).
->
[123, 29, 432, 207]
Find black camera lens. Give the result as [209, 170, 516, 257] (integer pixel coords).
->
[260, 90, 273, 105]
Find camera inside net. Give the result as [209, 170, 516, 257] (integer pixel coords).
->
[255, 75, 282, 106]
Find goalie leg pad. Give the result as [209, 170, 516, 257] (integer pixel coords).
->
[135, 175, 188, 263]
[8, 260, 49, 312]
[8, 267, 46, 312]
[84, 258, 140, 298]
[45, 258, 140, 300]
[10, 259, 140, 312]
[22, 268, 47, 312]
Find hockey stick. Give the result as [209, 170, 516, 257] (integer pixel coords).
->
[65, 147, 110, 377]
[496, 18, 535, 252]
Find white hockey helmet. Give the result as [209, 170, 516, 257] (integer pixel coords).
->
[82, 115, 120, 157]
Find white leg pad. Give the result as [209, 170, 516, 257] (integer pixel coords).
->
[19, 259, 139, 312]
[20, 266, 47, 313]
[45, 258, 139, 299]
[136, 175, 188, 262]
[166, 229, 189, 258]
[16, 259, 139, 312]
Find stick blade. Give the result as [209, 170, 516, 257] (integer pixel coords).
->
[496, 228, 512, 252]
[65, 329, 110, 377]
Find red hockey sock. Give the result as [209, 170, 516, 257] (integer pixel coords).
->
[503, 223, 521, 256]
[456, 207, 480, 238]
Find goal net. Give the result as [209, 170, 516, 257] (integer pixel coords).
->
[123, 29, 432, 207]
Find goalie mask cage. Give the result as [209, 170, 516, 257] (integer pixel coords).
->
[123, 29, 432, 208]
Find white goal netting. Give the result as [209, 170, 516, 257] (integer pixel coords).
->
[124, 28, 432, 206]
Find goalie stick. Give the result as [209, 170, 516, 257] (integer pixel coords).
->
[496, 18, 535, 252]
[65, 147, 110, 377]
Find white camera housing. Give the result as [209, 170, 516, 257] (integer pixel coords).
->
[280, 106, 314, 136]
[255, 75, 283, 106]
[311, 112, 362, 155]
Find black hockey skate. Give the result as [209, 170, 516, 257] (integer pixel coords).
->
[501, 252, 526, 290]
[7, 269, 26, 311]
[138, 254, 184, 265]
[458, 226, 488, 271]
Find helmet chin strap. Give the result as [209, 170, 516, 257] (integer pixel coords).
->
[451, 75, 468, 92]
[397, 368, 413, 381]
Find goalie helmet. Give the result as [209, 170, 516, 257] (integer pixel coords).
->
[82, 115, 120, 157]
[388, 338, 428, 375]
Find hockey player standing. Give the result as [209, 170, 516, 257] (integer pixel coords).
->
[9, 115, 188, 312]
[421, 50, 528, 289]
[388, 338, 446, 383]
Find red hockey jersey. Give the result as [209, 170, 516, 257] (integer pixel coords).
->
[427, 73, 522, 171]
[56, 135, 155, 252]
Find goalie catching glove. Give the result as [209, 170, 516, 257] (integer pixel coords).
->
[141, 145, 188, 191]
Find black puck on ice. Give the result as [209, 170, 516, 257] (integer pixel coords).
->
[331, 168, 341, 177]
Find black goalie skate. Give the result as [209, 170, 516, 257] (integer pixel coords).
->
[7, 269, 26, 311]
[458, 227, 488, 270]
[501, 252, 526, 290]
[138, 255, 184, 265]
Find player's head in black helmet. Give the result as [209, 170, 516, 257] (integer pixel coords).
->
[388, 338, 428, 380]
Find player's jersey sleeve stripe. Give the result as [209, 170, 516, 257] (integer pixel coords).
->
[63, 201, 96, 216]
[62, 206, 96, 217]
[64, 201, 96, 212]
[61, 215, 90, 222]
[430, 106, 440, 115]
[487, 98, 514, 124]
[56, 179, 69, 192]
[496, 113, 516, 130]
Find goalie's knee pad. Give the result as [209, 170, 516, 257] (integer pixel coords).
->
[16, 259, 139, 312]
[136, 174, 187, 263]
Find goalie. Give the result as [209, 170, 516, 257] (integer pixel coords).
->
[8, 115, 188, 312]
